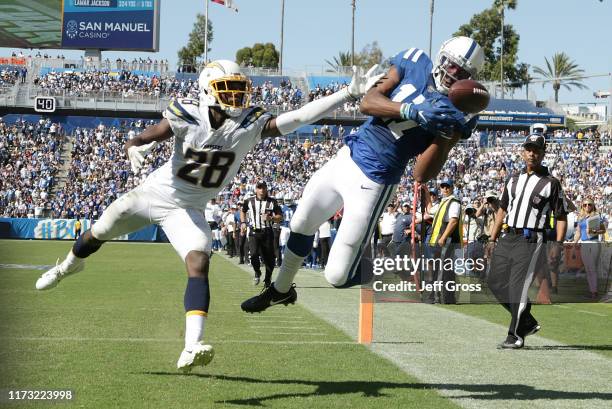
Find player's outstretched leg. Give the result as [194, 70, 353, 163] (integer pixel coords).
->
[241, 154, 343, 313]
[36, 187, 151, 290]
[35, 230, 102, 290]
[176, 250, 215, 372]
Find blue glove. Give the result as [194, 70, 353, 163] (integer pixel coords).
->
[400, 99, 457, 136]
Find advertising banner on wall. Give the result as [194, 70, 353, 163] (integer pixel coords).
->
[0, 218, 159, 241]
[477, 113, 566, 127]
[61, 0, 160, 51]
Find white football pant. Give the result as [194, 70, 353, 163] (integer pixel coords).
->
[290, 146, 396, 286]
[91, 185, 212, 260]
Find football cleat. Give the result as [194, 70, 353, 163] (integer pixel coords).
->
[177, 342, 214, 373]
[35, 258, 84, 290]
[253, 276, 260, 286]
[241, 283, 297, 313]
[520, 323, 541, 339]
[498, 335, 524, 350]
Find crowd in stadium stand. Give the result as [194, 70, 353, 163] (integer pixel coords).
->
[251, 80, 303, 110]
[112, 58, 171, 73]
[0, 118, 610, 231]
[0, 118, 64, 218]
[309, 81, 360, 114]
[220, 137, 344, 204]
[475, 128, 608, 148]
[35, 70, 172, 98]
[48, 121, 168, 220]
[0, 68, 22, 87]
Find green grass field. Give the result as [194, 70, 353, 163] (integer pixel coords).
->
[0, 240, 610, 408]
[0, 240, 459, 409]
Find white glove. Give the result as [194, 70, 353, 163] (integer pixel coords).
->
[347, 64, 384, 99]
[128, 140, 157, 173]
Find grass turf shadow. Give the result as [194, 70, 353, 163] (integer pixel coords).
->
[141, 372, 612, 406]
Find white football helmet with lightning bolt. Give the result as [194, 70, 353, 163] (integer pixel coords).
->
[198, 60, 252, 117]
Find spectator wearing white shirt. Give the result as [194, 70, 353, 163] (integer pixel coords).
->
[205, 199, 222, 251]
[318, 219, 332, 268]
[378, 203, 397, 257]
[223, 205, 237, 257]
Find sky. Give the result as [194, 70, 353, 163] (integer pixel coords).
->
[1, 0, 611, 104]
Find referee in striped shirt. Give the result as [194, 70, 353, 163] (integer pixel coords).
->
[241, 181, 283, 287]
[488, 134, 568, 349]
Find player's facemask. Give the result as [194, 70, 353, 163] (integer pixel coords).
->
[435, 55, 473, 90]
[209, 76, 252, 117]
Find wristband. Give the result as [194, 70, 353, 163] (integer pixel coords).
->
[400, 103, 412, 120]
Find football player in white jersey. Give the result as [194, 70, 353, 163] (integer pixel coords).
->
[35, 60, 381, 372]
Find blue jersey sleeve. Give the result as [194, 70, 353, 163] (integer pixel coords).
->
[391, 48, 428, 79]
[391, 49, 409, 78]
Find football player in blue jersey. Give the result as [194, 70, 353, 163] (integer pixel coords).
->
[242, 37, 485, 312]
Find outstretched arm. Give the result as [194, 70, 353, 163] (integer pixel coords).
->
[360, 66, 403, 118]
[124, 118, 173, 172]
[261, 66, 381, 138]
[124, 118, 173, 151]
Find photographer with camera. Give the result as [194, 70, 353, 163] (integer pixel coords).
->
[464, 201, 485, 276]
[477, 190, 500, 266]
[477, 190, 500, 240]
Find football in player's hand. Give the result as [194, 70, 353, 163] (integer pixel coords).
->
[448, 79, 490, 114]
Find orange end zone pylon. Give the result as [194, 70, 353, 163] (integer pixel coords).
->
[358, 287, 374, 344]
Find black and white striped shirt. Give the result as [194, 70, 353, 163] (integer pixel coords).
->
[500, 167, 567, 230]
[242, 196, 281, 230]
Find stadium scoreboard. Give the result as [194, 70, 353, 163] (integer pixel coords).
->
[61, 0, 160, 51]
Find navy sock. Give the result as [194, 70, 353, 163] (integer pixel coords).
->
[287, 232, 314, 258]
[184, 276, 210, 313]
[72, 230, 103, 258]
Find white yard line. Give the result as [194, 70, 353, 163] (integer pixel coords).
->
[0, 336, 347, 345]
[553, 304, 609, 317]
[221, 254, 612, 409]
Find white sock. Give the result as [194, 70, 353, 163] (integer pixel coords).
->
[185, 313, 206, 349]
[61, 250, 83, 270]
[274, 248, 304, 293]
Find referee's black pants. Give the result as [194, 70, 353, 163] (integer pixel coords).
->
[319, 237, 331, 268]
[273, 227, 282, 267]
[488, 231, 544, 339]
[226, 232, 236, 257]
[249, 228, 275, 285]
[238, 232, 247, 263]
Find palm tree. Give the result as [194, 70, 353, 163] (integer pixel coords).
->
[533, 52, 587, 102]
[325, 51, 353, 73]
